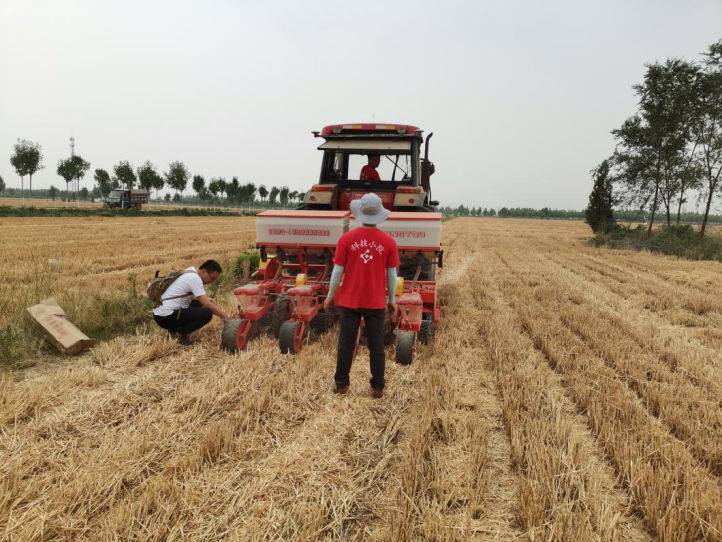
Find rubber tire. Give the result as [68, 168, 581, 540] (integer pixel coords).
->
[395, 331, 415, 365]
[279, 321, 300, 354]
[418, 319, 434, 345]
[399, 255, 436, 281]
[382, 310, 397, 346]
[221, 318, 242, 353]
[271, 294, 290, 338]
[310, 310, 335, 335]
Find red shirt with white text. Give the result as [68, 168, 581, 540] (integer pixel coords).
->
[334, 227, 400, 309]
[360, 165, 380, 181]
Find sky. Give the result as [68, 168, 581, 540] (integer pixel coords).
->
[1, 0, 720, 209]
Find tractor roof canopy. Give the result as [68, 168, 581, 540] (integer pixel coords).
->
[319, 123, 422, 138]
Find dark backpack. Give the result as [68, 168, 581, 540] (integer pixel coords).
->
[146, 270, 197, 306]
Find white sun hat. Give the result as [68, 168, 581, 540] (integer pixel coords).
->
[350, 193, 391, 225]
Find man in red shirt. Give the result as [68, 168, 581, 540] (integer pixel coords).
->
[359, 153, 381, 182]
[323, 193, 399, 398]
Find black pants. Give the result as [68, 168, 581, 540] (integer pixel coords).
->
[154, 300, 212, 336]
[334, 307, 386, 390]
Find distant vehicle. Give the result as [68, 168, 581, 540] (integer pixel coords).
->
[105, 188, 149, 209]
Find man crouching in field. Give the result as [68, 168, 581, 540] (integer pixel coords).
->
[153, 260, 230, 345]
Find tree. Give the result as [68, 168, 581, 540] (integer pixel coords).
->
[94, 168, 113, 197]
[258, 184, 268, 202]
[585, 159, 615, 233]
[694, 40, 722, 236]
[80, 187, 90, 200]
[137, 161, 162, 194]
[113, 161, 136, 189]
[208, 178, 221, 199]
[165, 161, 189, 197]
[268, 186, 280, 205]
[241, 182, 257, 204]
[57, 155, 91, 198]
[0, 174, 5, 193]
[48, 185, 58, 200]
[613, 59, 699, 234]
[10, 139, 44, 191]
[279, 186, 290, 205]
[164, 193, 171, 202]
[192, 174, 205, 195]
[152, 174, 165, 199]
[296, 191, 305, 202]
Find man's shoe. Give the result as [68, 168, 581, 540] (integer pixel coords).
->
[371, 388, 383, 399]
[333, 384, 349, 395]
[177, 334, 192, 346]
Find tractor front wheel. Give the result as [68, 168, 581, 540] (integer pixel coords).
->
[279, 321, 304, 354]
[395, 331, 415, 365]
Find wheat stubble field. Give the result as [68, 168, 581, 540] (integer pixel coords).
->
[1, 217, 721, 541]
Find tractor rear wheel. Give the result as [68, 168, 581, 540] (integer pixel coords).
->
[279, 321, 303, 354]
[311, 310, 335, 335]
[395, 331, 415, 365]
[271, 294, 290, 338]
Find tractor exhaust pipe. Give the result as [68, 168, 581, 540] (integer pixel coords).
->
[424, 132, 433, 161]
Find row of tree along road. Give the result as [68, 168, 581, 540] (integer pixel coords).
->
[586, 40, 722, 238]
[2, 145, 305, 207]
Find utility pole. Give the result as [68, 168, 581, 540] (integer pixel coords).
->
[69, 136, 79, 207]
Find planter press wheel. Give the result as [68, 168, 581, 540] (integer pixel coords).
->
[279, 320, 308, 354]
[221, 318, 259, 353]
[418, 319, 434, 345]
[271, 294, 290, 338]
[395, 331, 416, 365]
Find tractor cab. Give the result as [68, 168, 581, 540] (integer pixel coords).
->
[302, 123, 437, 212]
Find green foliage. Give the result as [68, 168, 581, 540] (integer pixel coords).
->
[232, 250, 261, 279]
[113, 160, 136, 189]
[593, 224, 722, 261]
[10, 139, 44, 191]
[57, 154, 91, 196]
[48, 185, 58, 200]
[94, 168, 114, 197]
[0, 174, 5, 193]
[268, 186, 280, 204]
[279, 186, 290, 205]
[137, 161, 162, 193]
[165, 161, 189, 194]
[609, 40, 722, 236]
[192, 174, 205, 195]
[258, 185, 268, 200]
[585, 159, 615, 233]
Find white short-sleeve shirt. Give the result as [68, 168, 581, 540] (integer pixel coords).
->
[153, 267, 207, 317]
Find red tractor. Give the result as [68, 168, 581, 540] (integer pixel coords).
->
[222, 123, 442, 364]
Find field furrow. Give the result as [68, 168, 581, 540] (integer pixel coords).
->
[2, 216, 721, 540]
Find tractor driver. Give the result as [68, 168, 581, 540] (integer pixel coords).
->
[360, 153, 381, 182]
